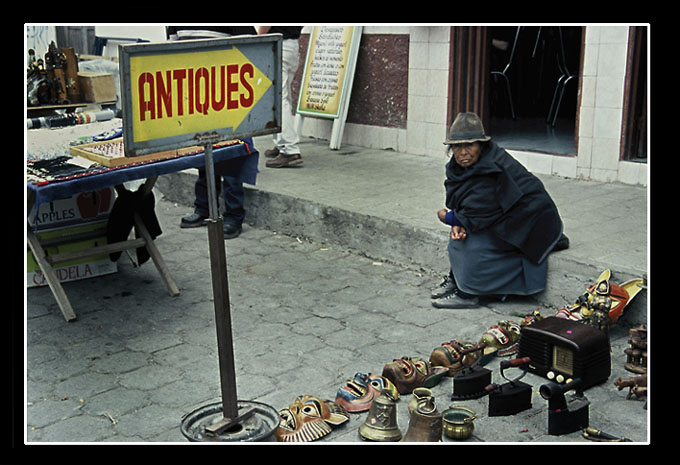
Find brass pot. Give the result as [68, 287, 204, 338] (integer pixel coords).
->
[442, 405, 476, 440]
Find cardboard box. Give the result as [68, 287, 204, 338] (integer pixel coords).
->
[78, 72, 116, 103]
[27, 221, 118, 288]
[28, 187, 115, 231]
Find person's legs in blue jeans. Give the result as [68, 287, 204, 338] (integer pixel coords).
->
[180, 156, 246, 238]
[220, 174, 244, 238]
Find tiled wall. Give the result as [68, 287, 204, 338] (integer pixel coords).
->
[577, 25, 647, 186]
[402, 26, 450, 157]
[301, 25, 449, 156]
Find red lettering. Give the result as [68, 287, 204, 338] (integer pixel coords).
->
[188, 68, 194, 114]
[32, 263, 97, 286]
[138, 72, 155, 121]
[138, 62, 257, 121]
[240, 63, 254, 107]
[211, 65, 225, 112]
[32, 271, 45, 286]
[173, 69, 186, 116]
[226, 64, 239, 109]
[83, 263, 93, 277]
[195, 67, 210, 115]
[156, 70, 172, 118]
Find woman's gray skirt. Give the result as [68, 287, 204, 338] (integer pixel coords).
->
[448, 229, 547, 296]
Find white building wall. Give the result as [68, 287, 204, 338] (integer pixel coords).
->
[300, 25, 450, 157]
[578, 25, 647, 186]
[300, 25, 648, 186]
[403, 26, 450, 157]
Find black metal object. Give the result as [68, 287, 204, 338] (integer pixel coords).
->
[486, 357, 533, 417]
[540, 377, 590, 435]
[451, 361, 492, 400]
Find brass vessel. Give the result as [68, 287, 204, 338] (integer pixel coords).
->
[442, 405, 476, 440]
[408, 387, 433, 413]
[401, 397, 442, 442]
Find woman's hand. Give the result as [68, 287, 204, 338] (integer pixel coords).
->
[451, 225, 467, 241]
[439, 209, 466, 239]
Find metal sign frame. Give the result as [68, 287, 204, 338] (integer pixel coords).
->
[118, 34, 284, 439]
[119, 35, 282, 157]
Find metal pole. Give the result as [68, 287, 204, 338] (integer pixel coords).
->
[203, 144, 239, 422]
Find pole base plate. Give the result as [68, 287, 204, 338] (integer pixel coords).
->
[181, 400, 279, 442]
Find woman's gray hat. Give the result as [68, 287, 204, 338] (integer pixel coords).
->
[444, 112, 491, 145]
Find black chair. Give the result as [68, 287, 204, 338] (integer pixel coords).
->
[490, 26, 521, 120]
[546, 27, 578, 127]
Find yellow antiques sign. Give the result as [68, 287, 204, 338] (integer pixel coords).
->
[119, 36, 281, 156]
[130, 46, 269, 141]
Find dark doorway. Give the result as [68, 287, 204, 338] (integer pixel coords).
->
[621, 26, 647, 163]
[487, 26, 582, 155]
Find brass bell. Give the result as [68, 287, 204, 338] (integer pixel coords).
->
[359, 391, 401, 442]
[401, 396, 443, 442]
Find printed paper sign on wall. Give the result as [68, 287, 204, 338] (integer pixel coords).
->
[297, 26, 361, 119]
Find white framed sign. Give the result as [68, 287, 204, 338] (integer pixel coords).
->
[297, 26, 362, 119]
[296, 26, 362, 149]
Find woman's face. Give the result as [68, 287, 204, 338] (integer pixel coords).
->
[451, 142, 482, 168]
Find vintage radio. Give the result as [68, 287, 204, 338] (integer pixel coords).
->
[518, 317, 610, 390]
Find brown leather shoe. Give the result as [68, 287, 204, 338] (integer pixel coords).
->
[265, 153, 303, 168]
[264, 147, 280, 158]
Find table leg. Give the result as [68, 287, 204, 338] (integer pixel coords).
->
[26, 228, 77, 322]
[133, 212, 180, 297]
[119, 177, 180, 297]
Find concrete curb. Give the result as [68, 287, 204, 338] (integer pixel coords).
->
[154, 170, 647, 327]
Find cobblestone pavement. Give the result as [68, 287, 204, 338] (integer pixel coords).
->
[24, 199, 648, 444]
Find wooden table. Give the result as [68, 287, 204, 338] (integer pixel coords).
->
[27, 139, 258, 322]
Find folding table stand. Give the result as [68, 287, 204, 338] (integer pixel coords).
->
[26, 140, 257, 322]
[27, 177, 178, 322]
